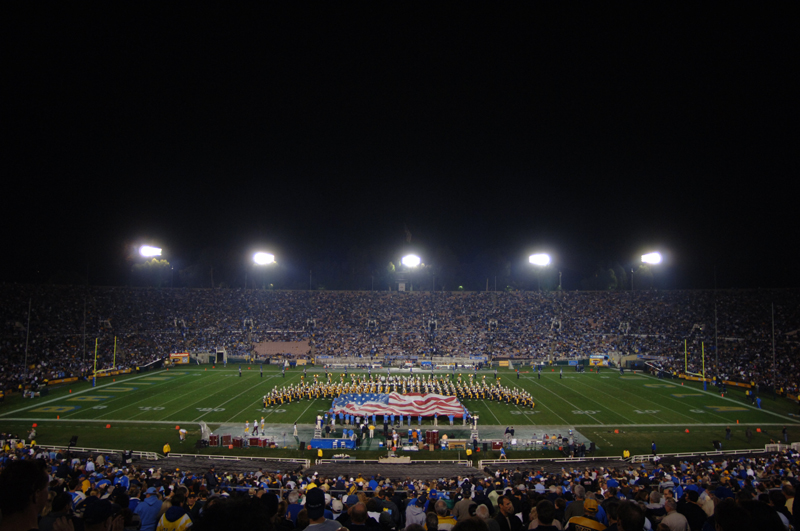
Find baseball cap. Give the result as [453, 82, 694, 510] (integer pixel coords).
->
[306, 487, 326, 519]
[346, 495, 359, 506]
[145, 487, 158, 495]
[584, 499, 598, 513]
[332, 499, 343, 512]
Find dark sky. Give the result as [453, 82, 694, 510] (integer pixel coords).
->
[5, 6, 797, 289]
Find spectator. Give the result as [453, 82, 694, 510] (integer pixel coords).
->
[406, 495, 428, 528]
[39, 491, 75, 531]
[495, 496, 522, 531]
[419, 509, 438, 529]
[135, 487, 163, 531]
[676, 491, 705, 531]
[156, 492, 191, 531]
[452, 517, 489, 531]
[562, 486, 586, 524]
[84, 498, 124, 531]
[476, 504, 501, 531]
[529, 500, 560, 531]
[305, 488, 340, 531]
[434, 499, 457, 531]
[713, 499, 750, 531]
[615, 502, 645, 531]
[659, 499, 688, 531]
[565, 499, 605, 531]
[0, 460, 52, 531]
[453, 492, 476, 522]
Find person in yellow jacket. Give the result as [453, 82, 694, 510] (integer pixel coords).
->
[163, 443, 171, 457]
[156, 492, 192, 531]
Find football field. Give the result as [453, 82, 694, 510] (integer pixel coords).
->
[2, 366, 798, 459]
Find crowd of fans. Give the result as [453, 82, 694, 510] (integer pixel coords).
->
[4, 438, 800, 530]
[1, 285, 798, 397]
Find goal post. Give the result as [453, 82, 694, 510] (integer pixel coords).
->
[684, 339, 706, 379]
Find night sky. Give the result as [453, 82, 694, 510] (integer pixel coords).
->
[5, 6, 797, 290]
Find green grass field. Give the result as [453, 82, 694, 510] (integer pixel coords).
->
[2, 366, 798, 462]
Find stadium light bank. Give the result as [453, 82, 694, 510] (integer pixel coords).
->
[641, 252, 662, 264]
[401, 254, 421, 268]
[528, 253, 551, 266]
[528, 253, 553, 291]
[253, 252, 275, 265]
[139, 245, 162, 257]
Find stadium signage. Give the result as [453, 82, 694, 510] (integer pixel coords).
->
[169, 353, 190, 364]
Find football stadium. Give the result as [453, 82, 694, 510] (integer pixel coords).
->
[3, 285, 800, 528]
[5, 10, 799, 529]
[3, 287, 798, 460]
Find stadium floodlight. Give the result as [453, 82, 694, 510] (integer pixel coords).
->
[139, 245, 162, 257]
[642, 252, 662, 264]
[253, 252, 275, 265]
[402, 254, 421, 268]
[529, 253, 551, 266]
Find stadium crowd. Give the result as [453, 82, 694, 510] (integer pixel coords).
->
[4, 438, 800, 530]
[1, 285, 798, 397]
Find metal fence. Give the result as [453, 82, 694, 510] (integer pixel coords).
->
[37, 445, 159, 462]
[168, 452, 310, 468]
[316, 458, 473, 466]
[479, 455, 617, 468]
[629, 445, 778, 463]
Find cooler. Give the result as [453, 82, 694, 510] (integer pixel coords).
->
[232, 437, 243, 448]
[209, 434, 219, 446]
[492, 441, 503, 450]
[222, 435, 232, 446]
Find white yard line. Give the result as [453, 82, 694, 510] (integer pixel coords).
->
[116, 374, 223, 421]
[481, 400, 502, 424]
[193, 377, 276, 423]
[294, 399, 318, 424]
[640, 372, 800, 424]
[547, 377, 641, 425]
[586, 374, 700, 424]
[525, 376, 604, 424]
[499, 375, 568, 424]
[0, 370, 172, 418]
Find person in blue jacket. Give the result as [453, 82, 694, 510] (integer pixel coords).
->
[134, 487, 163, 531]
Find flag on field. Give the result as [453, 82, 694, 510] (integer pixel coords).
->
[332, 393, 463, 418]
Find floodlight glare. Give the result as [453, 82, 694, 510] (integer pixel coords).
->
[253, 252, 275, 265]
[642, 252, 662, 264]
[139, 245, 162, 257]
[402, 254, 421, 268]
[529, 253, 551, 266]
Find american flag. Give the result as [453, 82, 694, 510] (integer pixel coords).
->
[332, 393, 464, 418]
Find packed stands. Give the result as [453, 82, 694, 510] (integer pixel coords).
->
[1, 285, 798, 396]
[3, 438, 800, 530]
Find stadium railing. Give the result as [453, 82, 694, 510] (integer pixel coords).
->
[315, 458, 473, 466]
[478, 456, 615, 469]
[167, 452, 310, 468]
[39, 445, 159, 462]
[629, 445, 783, 463]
